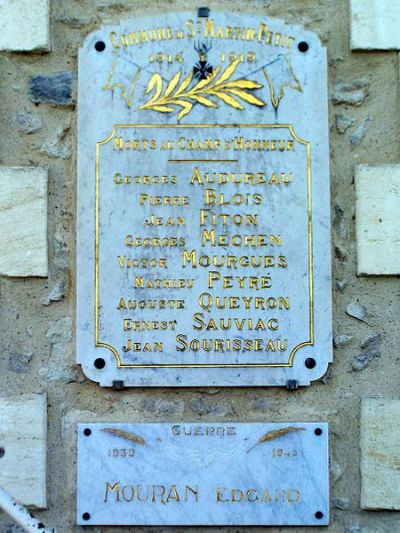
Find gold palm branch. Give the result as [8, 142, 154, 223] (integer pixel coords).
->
[138, 59, 266, 119]
[247, 426, 305, 453]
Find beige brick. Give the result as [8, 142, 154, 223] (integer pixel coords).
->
[0, 0, 50, 52]
[0, 167, 48, 277]
[355, 164, 400, 275]
[0, 394, 47, 508]
[361, 398, 400, 510]
[351, 0, 400, 50]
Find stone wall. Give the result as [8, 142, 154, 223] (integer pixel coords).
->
[0, 0, 399, 531]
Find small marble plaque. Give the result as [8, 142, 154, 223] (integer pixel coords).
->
[77, 422, 329, 526]
[77, 12, 332, 387]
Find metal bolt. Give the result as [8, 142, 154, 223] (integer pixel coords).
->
[305, 357, 316, 369]
[298, 41, 309, 53]
[94, 357, 106, 369]
[95, 41, 106, 52]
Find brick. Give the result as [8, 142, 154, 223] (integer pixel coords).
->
[0, 394, 47, 508]
[361, 398, 400, 510]
[355, 165, 400, 275]
[0, 167, 48, 277]
[0, 0, 50, 52]
[351, 1, 400, 50]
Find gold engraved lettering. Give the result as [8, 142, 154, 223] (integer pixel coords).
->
[216, 488, 228, 503]
[152, 485, 166, 504]
[114, 173, 176, 184]
[122, 341, 164, 353]
[261, 489, 272, 502]
[139, 193, 189, 206]
[95, 124, 314, 370]
[257, 24, 267, 42]
[108, 23, 295, 49]
[200, 209, 258, 226]
[196, 294, 289, 311]
[275, 489, 286, 502]
[207, 271, 272, 289]
[104, 482, 121, 502]
[122, 485, 135, 502]
[232, 489, 244, 502]
[182, 252, 286, 269]
[112, 138, 157, 151]
[144, 215, 186, 226]
[166, 485, 180, 503]
[124, 236, 186, 247]
[203, 189, 263, 205]
[185, 20, 196, 37]
[247, 489, 258, 502]
[123, 319, 177, 331]
[136, 485, 149, 502]
[288, 489, 302, 502]
[133, 277, 195, 289]
[185, 485, 199, 502]
[214, 486, 301, 503]
[171, 425, 236, 437]
[109, 32, 121, 48]
[117, 257, 168, 269]
[201, 230, 280, 247]
[274, 32, 282, 46]
[265, 31, 273, 45]
[191, 167, 293, 186]
[105, 484, 200, 504]
[176, 336, 288, 353]
[117, 298, 185, 310]
[192, 314, 279, 332]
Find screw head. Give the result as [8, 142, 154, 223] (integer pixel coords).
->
[94, 358, 106, 369]
[298, 41, 309, 53]
[305, 357, 316, 369]
[95, 41, 106, 52]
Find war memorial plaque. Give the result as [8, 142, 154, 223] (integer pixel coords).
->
[77, 12, 332, 387]
[77, 422, 329, 526]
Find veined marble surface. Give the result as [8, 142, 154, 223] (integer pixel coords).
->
[77, 12, 332, 386]
[77, 422, 329, 526]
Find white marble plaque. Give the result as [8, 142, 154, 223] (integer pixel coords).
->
[77, 422, 329, 526]
[77, 12, 332, 387]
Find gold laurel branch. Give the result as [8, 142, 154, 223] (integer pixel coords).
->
[246, 426, 305, 453]
[138, 59, 266, 119]
[101, 428, 146, 445]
